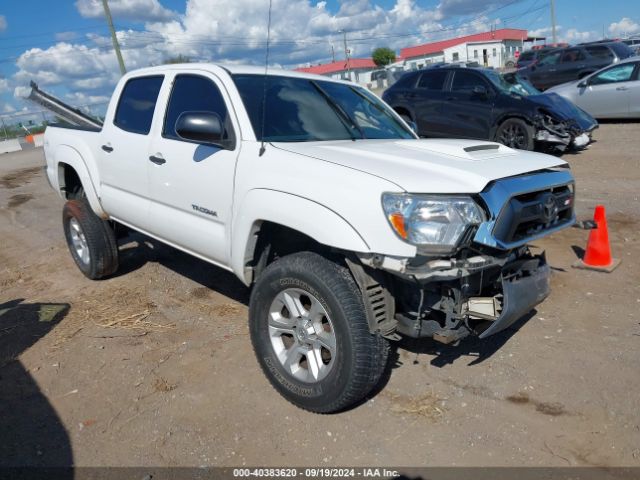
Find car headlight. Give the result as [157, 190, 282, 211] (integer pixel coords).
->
[382, 193, 483, 253]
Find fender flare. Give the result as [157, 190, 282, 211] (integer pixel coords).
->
[231, 189, 370, 284]
[54, 144, 106, 218]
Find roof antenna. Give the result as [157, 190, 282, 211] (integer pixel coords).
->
[258, 0, 273, 157]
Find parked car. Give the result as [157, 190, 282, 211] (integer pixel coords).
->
[382, 65, 597, 152]
[44, 64, 577, 413]
[516, 47, 560, 69]
[520, 42, 635, 91]
[546, 57, 640, 118]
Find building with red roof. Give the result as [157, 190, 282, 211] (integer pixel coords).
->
[295, 58, 378, 84]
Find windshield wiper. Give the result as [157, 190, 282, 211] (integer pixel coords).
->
[310, 81, 365, 140]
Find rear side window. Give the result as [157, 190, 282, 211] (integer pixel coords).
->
[585, 45, 615, 60]
[417, 70, 448, 90]
[451, 71, 487, 92]
[392, 71, 420, 89]
[163, 74, 235, 145]
[518, 51, 535, 61]
[114, 76, 164, 135]
[560, 49, 586, 63]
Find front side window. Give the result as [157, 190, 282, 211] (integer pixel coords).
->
[114, 76, 164, 135]
[451, 71, 488, 93]
[417, 70, 447, 90]
[163, 74, 235, 146]
[232, 75, 414, 142]
[590, 63, 637, 85]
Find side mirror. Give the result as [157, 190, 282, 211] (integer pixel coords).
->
[175, 111, 224, 146]
[577, 80, 588, 88]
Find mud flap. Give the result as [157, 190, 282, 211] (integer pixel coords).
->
[479, 255, 550, 339]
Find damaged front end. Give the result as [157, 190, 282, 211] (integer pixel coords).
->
[533, 112, 595, 152]
[351, 169, 574, 345]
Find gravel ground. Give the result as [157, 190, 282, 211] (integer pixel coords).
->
[0, 124, 639, 469]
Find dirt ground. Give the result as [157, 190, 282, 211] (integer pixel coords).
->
[1, 124, 639, 468]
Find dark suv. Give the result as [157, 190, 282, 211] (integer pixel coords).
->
[520, 42, 635, 90]
[382, 65, 597, 152]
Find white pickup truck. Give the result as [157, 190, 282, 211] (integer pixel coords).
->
[44, 64, 576, 413]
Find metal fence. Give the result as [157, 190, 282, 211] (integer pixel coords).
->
[0, 102, 108, 141]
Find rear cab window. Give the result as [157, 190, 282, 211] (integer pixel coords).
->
[114, 75, 164, 135]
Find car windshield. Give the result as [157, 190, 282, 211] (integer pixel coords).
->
[232, 74, 415, 142]
[485, 70, 540, 96]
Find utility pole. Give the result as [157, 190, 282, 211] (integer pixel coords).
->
[339, 30, 350, 81]
[101, 0, 126, 75]
[331, 44, 335, 63]
[550, 0, 558, 44]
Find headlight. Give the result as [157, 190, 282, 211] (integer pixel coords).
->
[382, 193, 483, 253]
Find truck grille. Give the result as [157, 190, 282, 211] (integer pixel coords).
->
[492, 185, 574, 244]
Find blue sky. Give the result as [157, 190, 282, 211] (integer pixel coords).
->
[0, 0, 638, 117]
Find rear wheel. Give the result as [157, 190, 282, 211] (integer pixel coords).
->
[62, 199, 119, 279]
[495, 118, 534, 150]
[249, 252, 389, 413]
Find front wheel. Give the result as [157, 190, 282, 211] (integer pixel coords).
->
[495, 118, 534, 150]
[249, 252, 389, 413]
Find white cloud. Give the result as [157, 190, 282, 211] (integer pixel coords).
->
[563, 28, 595, 43]
[0, 15, 7, 32]
[608, 17, 640, 37]
[528, 25, 596, 44]
[75, 0, 176, 22]
[3, 104, 16, 114]
[0, 78, 9, 93]
[8, 0, 514, 110]
[437, 0, 512, 16]
[14, 86, 31, 99]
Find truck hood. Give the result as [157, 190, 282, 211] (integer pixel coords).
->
[528, 92, 597, 130]
[273, 139, 568, 193]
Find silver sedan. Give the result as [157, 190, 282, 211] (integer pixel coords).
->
[546, 57, 640, 119]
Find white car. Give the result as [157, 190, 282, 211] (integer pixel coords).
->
[44, 64, 575, 412]
[547, 57, 640, 118]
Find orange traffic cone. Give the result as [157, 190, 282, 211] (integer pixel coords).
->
[573, 205, 620, 272]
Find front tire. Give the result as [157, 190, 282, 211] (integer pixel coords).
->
[62, 199, 119, 279]
[495, 118, 534, 150]
[249, 252, 389, 413]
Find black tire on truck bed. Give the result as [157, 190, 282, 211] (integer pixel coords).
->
[249, 251, 389, 413]
[62, 199, 119, 279]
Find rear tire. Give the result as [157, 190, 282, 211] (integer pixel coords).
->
[62, 199, 119, 279]
[495, 118, 534, 150]
[249, 252, 389, 413]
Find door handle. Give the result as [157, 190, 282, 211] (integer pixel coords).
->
[101, 144, 114, 153]
[149, 155, 166, 165]
[616, 86, 629, 91]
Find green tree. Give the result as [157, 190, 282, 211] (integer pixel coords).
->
[372, 47, 396, 67]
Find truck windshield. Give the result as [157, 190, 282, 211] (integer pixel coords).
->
[232, 74, 415, 142]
